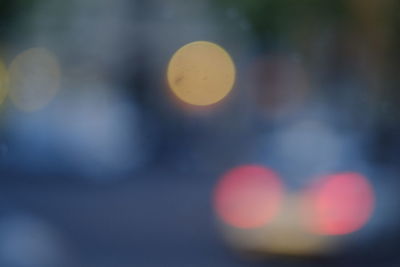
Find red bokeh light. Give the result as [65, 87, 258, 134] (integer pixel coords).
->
[304, 172, 375, 235]
[213, 165, 284, 229]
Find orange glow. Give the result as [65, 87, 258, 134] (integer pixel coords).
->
[167, 41, 235, 106]
[222, 194, 333, 256]
[213, 165, 284, 229]
[303, 172, 375, 235]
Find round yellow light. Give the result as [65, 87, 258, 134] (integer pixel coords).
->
[167, 41, 235, 106]
[0, 59, 8, 106]
[9, 48, 61, 111]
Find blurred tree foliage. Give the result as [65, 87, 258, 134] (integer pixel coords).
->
[214, 0, 348, 44]
[0, 0, 37, 39]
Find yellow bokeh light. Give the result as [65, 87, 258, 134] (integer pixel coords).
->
[9, 48, 61, 111]
[222, 194, 334, 257]
[0, 59, 8, 106]
[167, 41, 235, 106]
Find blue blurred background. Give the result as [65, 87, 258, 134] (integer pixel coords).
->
[0, 0, 399, 266]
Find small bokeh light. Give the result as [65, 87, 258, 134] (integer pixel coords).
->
[213, 165, 283, 229]
[302, 172, 375, 236]
[8, 48, 60, 112]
